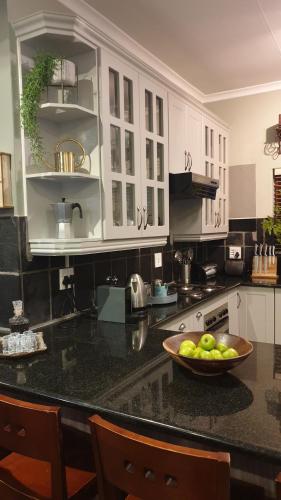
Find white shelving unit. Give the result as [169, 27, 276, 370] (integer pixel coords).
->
[26, 172, 99, 181]
[38, 103, 98, 123]
[15, 13, 102, 255]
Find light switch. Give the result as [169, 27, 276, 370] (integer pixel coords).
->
[154, 252, 162, 268]
[229, 246, 242, 259]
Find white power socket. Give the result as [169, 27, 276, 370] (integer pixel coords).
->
[59, 267, 74, 290]
[229, 246, 242, 259]
[154, 252, 162, 268]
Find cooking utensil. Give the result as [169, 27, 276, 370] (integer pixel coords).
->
[51, 197, 83, 239]
[163, 332, 253, 376]
[44, 138, 86, 173]
[127, 274, 147, 310]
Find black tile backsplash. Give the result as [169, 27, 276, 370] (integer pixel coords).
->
[0, 216, 270, 329]
[229, 219, 257, 232]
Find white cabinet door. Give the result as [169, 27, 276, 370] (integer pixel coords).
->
[239, 287, 274, 343]
[185, 105, 203, 175]
[216, 129, 229, 234]
[228, 289, 240, 335]
[101, 50, 142, 240]
[168, 94, 186, 173]
[201, 118, 218, 234]
[168, 95, 203, 175]
[275, 289, 281, 344]
[140, 75, 169, 237]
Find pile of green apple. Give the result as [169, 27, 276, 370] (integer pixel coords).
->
[178, 333, 239, 360]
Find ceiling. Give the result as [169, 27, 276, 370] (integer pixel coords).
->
[82, 0, 281, 95]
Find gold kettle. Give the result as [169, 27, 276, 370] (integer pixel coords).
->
[45, 138, 86, 173]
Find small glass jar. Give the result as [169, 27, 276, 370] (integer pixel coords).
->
[9, 301, 30, 333]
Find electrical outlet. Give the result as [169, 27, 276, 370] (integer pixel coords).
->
[154, 252, 162, 268]
[229, 246, 242, 259]
[59, 267, 74, 290]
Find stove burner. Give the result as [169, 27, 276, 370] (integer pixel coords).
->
[189, 291, 204, 299]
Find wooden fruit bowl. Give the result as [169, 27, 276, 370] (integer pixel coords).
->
[163, 331, 253, 376]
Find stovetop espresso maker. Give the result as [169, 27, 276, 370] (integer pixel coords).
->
[52, 197, 83, 239]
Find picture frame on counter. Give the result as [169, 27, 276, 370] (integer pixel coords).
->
[0, 153, 13, 208]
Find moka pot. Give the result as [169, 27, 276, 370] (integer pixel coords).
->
[52, 198, 83, 239]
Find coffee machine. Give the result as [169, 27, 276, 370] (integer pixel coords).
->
[52, 198, 83, 239]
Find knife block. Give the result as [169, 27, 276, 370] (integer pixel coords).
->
[251, 256, 278, 281]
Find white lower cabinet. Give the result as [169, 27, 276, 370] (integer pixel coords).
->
[228, 290, 240, 336]
[238, 287, 274, 343]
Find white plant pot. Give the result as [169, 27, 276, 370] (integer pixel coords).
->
[50, 59, 76, 87]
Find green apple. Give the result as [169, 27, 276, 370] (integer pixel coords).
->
[179, 339, 196, 351]
[217, 342, 228, 354]
[210, 349, 223, 360]
[193, 347, 203, 359]
[200, 349, 213, 360]
[222, 348, 239, 359]
[178, 345, 194, 358]
[199, 333, 216, 351]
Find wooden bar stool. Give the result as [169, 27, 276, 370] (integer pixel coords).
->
[276, 472, 281, 498]
[89, 414, 230, 500]
[0, 394, 97, 500]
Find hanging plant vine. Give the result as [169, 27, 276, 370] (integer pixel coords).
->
[20, 53, 59, 163]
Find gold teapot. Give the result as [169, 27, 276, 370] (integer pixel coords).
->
[45, 138, 86, 173]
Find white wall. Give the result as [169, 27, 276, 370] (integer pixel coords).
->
[206, 91, 281, 219]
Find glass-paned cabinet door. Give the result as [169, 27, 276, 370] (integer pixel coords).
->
[139, 76, 169, 236]
[216, 130, 229, 233]
[202, 118, 218, 234]
[101, 50, 141, 239]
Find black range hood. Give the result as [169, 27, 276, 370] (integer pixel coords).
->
[169, 172, 219, 200]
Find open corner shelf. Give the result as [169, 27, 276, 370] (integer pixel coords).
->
[25, 172, 100, 181]
[39, 103, 98, 123]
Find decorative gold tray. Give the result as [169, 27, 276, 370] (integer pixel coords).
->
[0, 332, 47, 359]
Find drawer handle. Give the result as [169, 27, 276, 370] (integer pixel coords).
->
[196, 311, 202, 319]
[237, 292, 241, 309]
[178, 323, 186, 331]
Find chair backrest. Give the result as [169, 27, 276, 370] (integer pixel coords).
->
[0, 394, 66, 500]
[89, 414, 230, 500]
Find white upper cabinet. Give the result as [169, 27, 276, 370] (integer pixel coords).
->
[169, 95, 203, 175]
[100, 49, 169, 240]
[100, 51, 141, 240]
[139, 76, 169, 237]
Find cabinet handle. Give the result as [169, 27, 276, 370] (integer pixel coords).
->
[237, 292, 241, 309]
[143, 207, 148, 230]
[178, 322, 186, 331]
[188, 152, 192, 172]
[184, 150, 188, 171]
[196, 311, 202, 319]
[137, 206, 143, 230]
[217, 212, 221, 227]
[214, 212, 218, 228]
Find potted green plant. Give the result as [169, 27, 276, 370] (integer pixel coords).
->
[20, 53, 59, 163]
[262, 207, 281, 244]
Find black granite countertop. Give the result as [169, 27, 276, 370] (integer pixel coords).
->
[0, 312, 281, 463]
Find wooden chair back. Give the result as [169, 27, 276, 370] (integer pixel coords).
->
[0, 394, 66, 500]
[89, 414, 230, 500]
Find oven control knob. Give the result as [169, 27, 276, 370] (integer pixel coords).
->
[212, 316, 216, 322]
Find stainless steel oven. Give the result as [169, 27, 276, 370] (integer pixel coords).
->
[204, 303, 229, 334]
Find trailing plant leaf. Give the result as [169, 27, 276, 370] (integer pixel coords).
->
[20, 53, 59, 164]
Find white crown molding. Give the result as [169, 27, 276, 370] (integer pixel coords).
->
[203, 79, 281, 103]
[56, 0, 205, 104]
